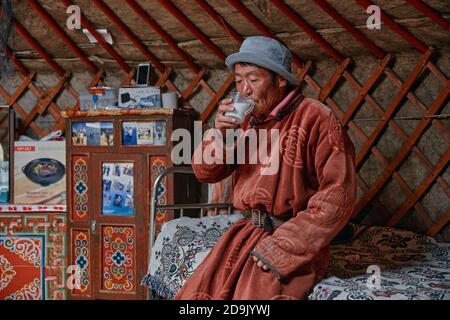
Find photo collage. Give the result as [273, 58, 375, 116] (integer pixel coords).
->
[72, 122, 114, 146]
[102, 162, 134, 216]
[122, 121, 166, 146]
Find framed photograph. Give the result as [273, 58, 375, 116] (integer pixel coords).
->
[71, 122, 87, 146]
[153, 121, 166, 145]
[86, 122, 101, 145]
[137, 122, 154, 145]
[100, 122, 114, 146]
[122, 121, 166, 146]
[72, 122, 114, 146]
[122, 122, 137, 145]
[102, 162, 134, 216]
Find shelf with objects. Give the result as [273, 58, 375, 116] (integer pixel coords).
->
[63, 106, 199, 300]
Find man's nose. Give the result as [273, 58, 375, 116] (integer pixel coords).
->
[242, 81, 252, 96]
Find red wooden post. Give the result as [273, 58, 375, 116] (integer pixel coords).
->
[355, 0, 428, 53]
[27, 0, 99, 75]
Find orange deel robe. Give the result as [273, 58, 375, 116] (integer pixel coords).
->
[175, 97, 356, 300]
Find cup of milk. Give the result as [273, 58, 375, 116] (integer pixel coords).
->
[224, 91, 254, 124]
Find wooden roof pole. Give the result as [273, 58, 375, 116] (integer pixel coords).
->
[60, 0, 131, 73]
[306, 4, 446, 224]
[157, 0, 226, 61]
[355, 0, 428, 54]
[91, 0, 165, 73]
[224, 0, 339, 104]
[125, 0, 221, 108]
[313, 0, 450, 140]
[226, 0, 304, 68]
[194, 0, 244, 45]
[270, 0, 345, 64]
[91, 0, 190, 96]
[155, 0, 237, 121]
[4, 37, 68, 135]
[316, 2, 450, 225]
[313, 0, 386, 59]
[124, 0, 201, 73]
[241, 2, 445, 229]
[407, 0, 450, 32]
[14, 19, 65, 77]
[155, 0, 235, 119]
[14, 11, 82, 103]
[5, 46, 29, 77]
[194, 1, 312, 121]
[224, 0, 353, 103]
[26, 0, 99, 75]
[243, 3, 387, 221]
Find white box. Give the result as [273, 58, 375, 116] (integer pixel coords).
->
[14, 141, 66, 205]
[118, 86, 161, 109]
[80, 86, 118, 110]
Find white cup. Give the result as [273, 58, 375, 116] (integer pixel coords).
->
[224, 92, 254, 124]
[162, 92, 178, 109]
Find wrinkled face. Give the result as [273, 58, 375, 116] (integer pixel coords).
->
[234, 63, 288, 117]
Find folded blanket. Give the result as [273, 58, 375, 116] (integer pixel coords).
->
[141, 213, 244, 299]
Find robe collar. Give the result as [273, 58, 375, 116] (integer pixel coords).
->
[247, 86, 304, 128]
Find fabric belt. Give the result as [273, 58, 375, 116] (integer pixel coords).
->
[241, 209, 288, 232]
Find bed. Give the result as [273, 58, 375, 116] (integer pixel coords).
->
[141, 167, 450, 300]
[307, 225, 450, 300]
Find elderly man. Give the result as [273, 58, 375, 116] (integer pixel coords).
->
[175, 36, 356, 300]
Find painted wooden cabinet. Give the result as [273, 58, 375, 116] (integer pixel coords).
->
[63, 109, 198, 300]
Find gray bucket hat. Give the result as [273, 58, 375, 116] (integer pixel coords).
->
[225, 36, 297, 85]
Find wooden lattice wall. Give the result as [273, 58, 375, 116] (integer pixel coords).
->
[1, 0, 449, 240]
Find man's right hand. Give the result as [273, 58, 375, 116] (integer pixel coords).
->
[215, 98, 239, 132]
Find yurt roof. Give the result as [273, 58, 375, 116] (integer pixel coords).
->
[9, 0, 450, 71]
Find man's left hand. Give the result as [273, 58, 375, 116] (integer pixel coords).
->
[252, 255, 269, 271]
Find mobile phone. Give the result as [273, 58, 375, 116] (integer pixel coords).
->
[136, 63, 150, 86]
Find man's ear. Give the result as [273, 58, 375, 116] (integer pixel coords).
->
[277, 75, 288, 88]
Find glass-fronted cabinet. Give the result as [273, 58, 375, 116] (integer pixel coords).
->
[64, 109, 198, 300]
[0, 105, 14, 203]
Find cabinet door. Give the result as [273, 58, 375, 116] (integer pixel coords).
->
[91, 153, 148, 300]
[68, 155, 93, 299]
